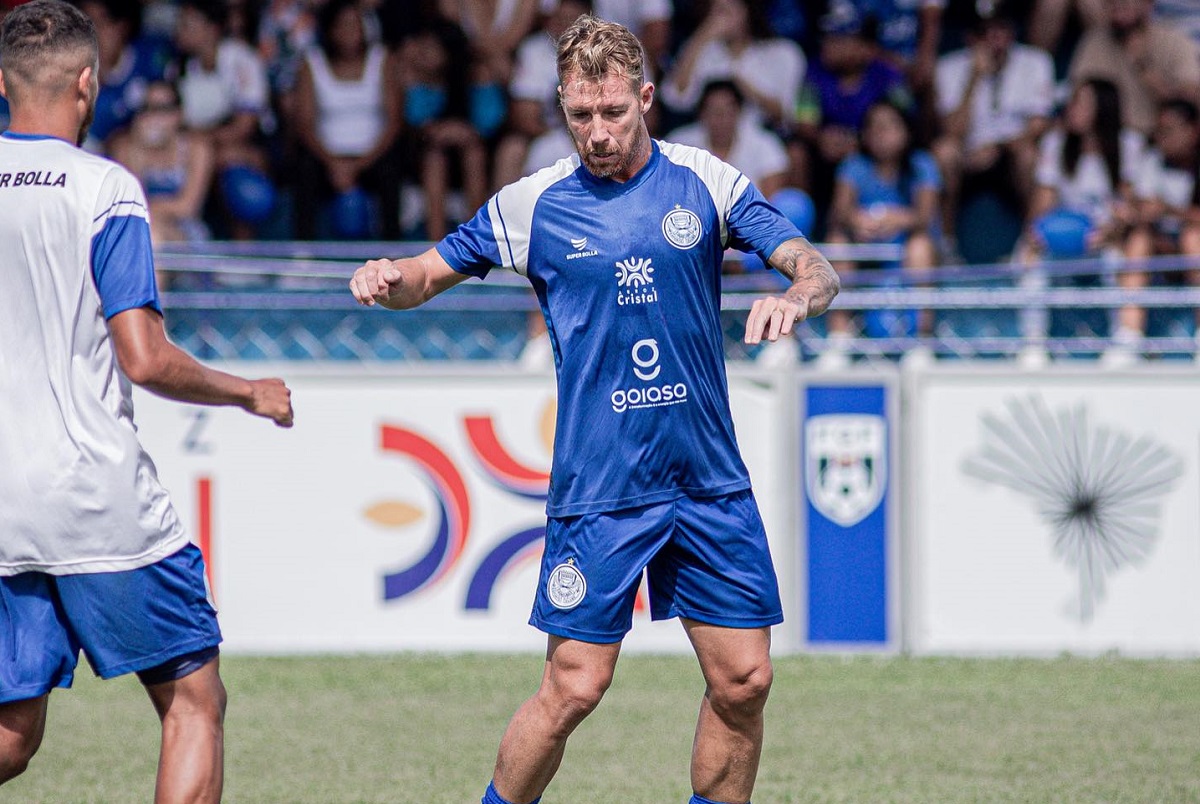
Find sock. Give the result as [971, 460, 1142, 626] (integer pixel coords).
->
[482, 781, 541, 804]
[689, 795, 749, 804]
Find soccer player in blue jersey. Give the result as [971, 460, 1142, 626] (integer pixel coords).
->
[351, 15, 838, 804]
[0, 2, 293, 801]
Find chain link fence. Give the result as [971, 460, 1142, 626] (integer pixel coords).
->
[156, 242, 1200, 362]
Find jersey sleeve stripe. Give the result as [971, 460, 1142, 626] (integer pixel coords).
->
[489, 195, 519, 274]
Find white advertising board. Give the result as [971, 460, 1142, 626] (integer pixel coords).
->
[133, 366, 791, 654]
[907, 366, 1200, 655]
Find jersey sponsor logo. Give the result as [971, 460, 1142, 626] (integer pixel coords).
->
[546, 559, 586, 609]
[615, 257, 658, 306]
[805, 414, 887, 527]
[662, 205, 701, 249]
[0, 170, 67, 189]
[566, 235, 599, 260]
[611, 337, 689, 413]
[631, 338, 660, 380]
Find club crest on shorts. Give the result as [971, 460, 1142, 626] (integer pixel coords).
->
[546, 559, 587, 609]
[805, 414, 887, 527]
[662, 205, 701, 249]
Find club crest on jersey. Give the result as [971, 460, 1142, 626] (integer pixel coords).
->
[805, 414, 887, 527]
[566, 235, 598, 260]
[662, 205, 701, 249]
[615, 257, 658, 305]
[547, 559, 586, 609]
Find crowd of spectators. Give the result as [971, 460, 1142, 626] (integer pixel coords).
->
[2, 0, 1200, 357]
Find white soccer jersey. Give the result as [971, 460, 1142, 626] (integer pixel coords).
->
[0, 132, 188, 576]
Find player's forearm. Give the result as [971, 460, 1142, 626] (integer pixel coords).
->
[768, 237, 840, 318]
[124, 342, 256, 410]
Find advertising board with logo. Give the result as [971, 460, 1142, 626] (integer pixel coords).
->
[907, 366, 1200, 655]
[133, 367, 791, 654]
[800, 376, 899, 651]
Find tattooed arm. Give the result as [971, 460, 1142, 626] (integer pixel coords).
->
[744, 237, 841, 344]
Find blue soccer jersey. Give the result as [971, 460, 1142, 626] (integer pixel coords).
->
[438, 140, 801, 517]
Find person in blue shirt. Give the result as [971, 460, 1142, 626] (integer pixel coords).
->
[825, 99, 940, 343]
[78, 0, 173, 152]
[350, 15, 839, 804]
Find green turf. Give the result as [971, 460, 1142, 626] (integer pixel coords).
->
[6, 654, 1200, 803]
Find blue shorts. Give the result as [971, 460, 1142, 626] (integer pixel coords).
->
[530, 489, 784, 643]
[0, 543, 221, 704]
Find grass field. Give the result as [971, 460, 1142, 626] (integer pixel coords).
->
[6, 653, 1200, 803]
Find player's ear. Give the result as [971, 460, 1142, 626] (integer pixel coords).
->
[0, 69, 7, 101]
[77, 64, 95, 100]
[639, 82, 654, 113]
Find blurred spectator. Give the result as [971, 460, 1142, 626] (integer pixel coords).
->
[1120, 98, 1200, 343]
[795, 6, 910, 204]
[399, 19, 489, 240]
[853, 0, 944, 93]
[1153, 0, 1200, 48]
[492, 0, 588, 188]
[257, 0, 319, 114]
[824, 100, 940, 350]
[933, 0, 1053, 253]
[174, 0, 275, 237]
[437, 0, 536, 137]
[1026, 78, 1141, 255]
[1028, 0, 1105, 56]
[668, 80, 789, 199]
[661, 0, 806, 132]
[109, 81, 214, 281]
[293, 0, 402, 239]
[1068, 0, 1200, 136]
[78, 0, 173, 153]
[591, 0, 671, 76]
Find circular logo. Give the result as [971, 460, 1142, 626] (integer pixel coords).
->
[662, 207, 702, 250]
[546, 562, 587, 609]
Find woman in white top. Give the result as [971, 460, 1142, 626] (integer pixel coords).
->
[1028, 78, 1142, 255]
[293, 0, 402, 239]
[660, 0, 805, 132]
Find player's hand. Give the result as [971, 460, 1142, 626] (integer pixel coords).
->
[350, 259, 402, 307]
[745, 294, 808, 345]
[245, 377, 294, 427]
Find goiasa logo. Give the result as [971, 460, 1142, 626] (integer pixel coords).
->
[611, 338, 689, 413]
[615, 257, 658, 306]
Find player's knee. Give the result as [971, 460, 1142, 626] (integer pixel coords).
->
[545, 669, 612, 729]
[708, 660, 773, 722]
[0, 731, 41, 783]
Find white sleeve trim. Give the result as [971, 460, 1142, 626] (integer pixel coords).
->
[488, 154, 580, 276]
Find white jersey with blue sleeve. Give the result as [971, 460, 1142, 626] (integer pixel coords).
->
[438, 140, 802, 517]
[0, 132, 188, 576]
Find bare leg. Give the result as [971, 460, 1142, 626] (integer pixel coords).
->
[824, 230, 855, 337]
[492, 637, 621, 803]
[684, 620, 773, 804]
[0, 695, 48, 784]
[493, 133, 532, 190]
[1119, 226, 1153, 335]
[422, 147, 449, 241]
[906, 233, 937, 336]
[1180, 225, 1200, 333]
[931, 137, 962, 247]
[144, 656, 226, 804]
[462, 139, 490, 217]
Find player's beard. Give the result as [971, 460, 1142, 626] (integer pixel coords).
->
[580, 122, 647, 180]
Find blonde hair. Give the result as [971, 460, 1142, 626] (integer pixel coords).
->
[556, 14, 646, 90]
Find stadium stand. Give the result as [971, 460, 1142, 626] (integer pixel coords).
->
[3, 0, 1196, 365]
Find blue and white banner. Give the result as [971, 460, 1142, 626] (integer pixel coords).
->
[802, 380, 897, 649]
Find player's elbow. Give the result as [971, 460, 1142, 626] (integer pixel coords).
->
[116, 349, 164, 387]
